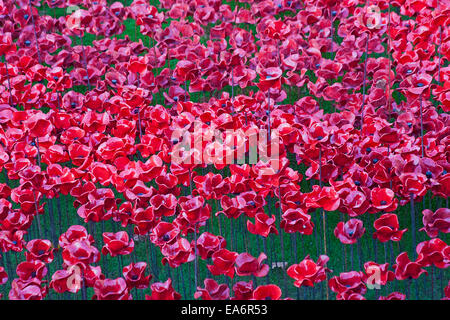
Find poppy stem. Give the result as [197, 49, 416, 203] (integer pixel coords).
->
[291, 233, 300, 299]
[193, 223, 198, 295]
[319, 148, 329, 299]
[32, 191, 43, 239]
[81, 270, 87, 300]
[263, 236, 269, 285]
[350, 243, 354, 271]
[277, 185, 288, 297]
[409, 193, 416, 260]
[357, 239, 363, 271]
[430, 265, 434, 299]
[179, 263, 187, 299]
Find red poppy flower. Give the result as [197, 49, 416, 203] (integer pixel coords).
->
[58, 225, 94, 248]
[280, 208, 314, 235]
[373, 213, 407, 242]
[235, 252, 269, 277]
[207, 248, 238, 278]
[150, 194, 177, 217]
[16, 260, 47, 281]
[328, 271, 367, 300]
[25, 239, 54, 263]
[247, 213, 279, 237]
[123, 262, 152, 289]
[307, 185, 341, 212]
[370, 187, 398, 212]
[252, 284, 282, 300]
[362, 262, 395, 288]
[420, 208, 450, 238]
[416, 239, 449, 269]
[287, 255, 331, 287]
[334, 219, 365, 244]
[62, 239, 100, 266]
[9, 278, 47, 300]
[195, 278, 230, 300]
[195, 232, 226, 260]
[132, 207, 157, 236]
[256, 66, 285, 92]
[232, 281, 254, 300]
[102, 231, 135, 257]
[161, 237, 193, 268]
[378, 292, 406, 300]
[50, 267, 83, 294]
[393, 252, 428, 280]
[145, 278, 181, 300]
[178, 195, 211, 225]
[93, 278, 131, 300]
[150, 221, 179, 246]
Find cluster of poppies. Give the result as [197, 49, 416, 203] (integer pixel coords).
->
[0, 0, 448, 300]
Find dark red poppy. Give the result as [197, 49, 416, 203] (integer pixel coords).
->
[16, 260, 47, 281]
[93, 278, 131, 300]
[195, 232, 226, 260]
[122, 262, 152, 289]
[62, 239, 100, 266]
[194, 278, 230, 300]
[9, 278, 47, 300]
[207, 248, 238, 278]
[287, 255, 331, 287]
[370, 187, 398, 212]
[102, 231, 135, 257]
[328, 271, 367, 300]
[373, 213, 407, 242]
[247, 213, 279, 237]
[362, 262, 395, 288]
[252, 284, 282, 300]
[25, 239, 54, 263]
[393, 252, 428, 280]
[145, 278, 181, 300]
[235, 252, 269, 277]
[378, 292, 406, 300]
[420, 208, 450, 238]
[416, 239, 449, 269]
[280, 208, 314, 235]
[334, 219, 365, 244]
[232, 281, 254, 300]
